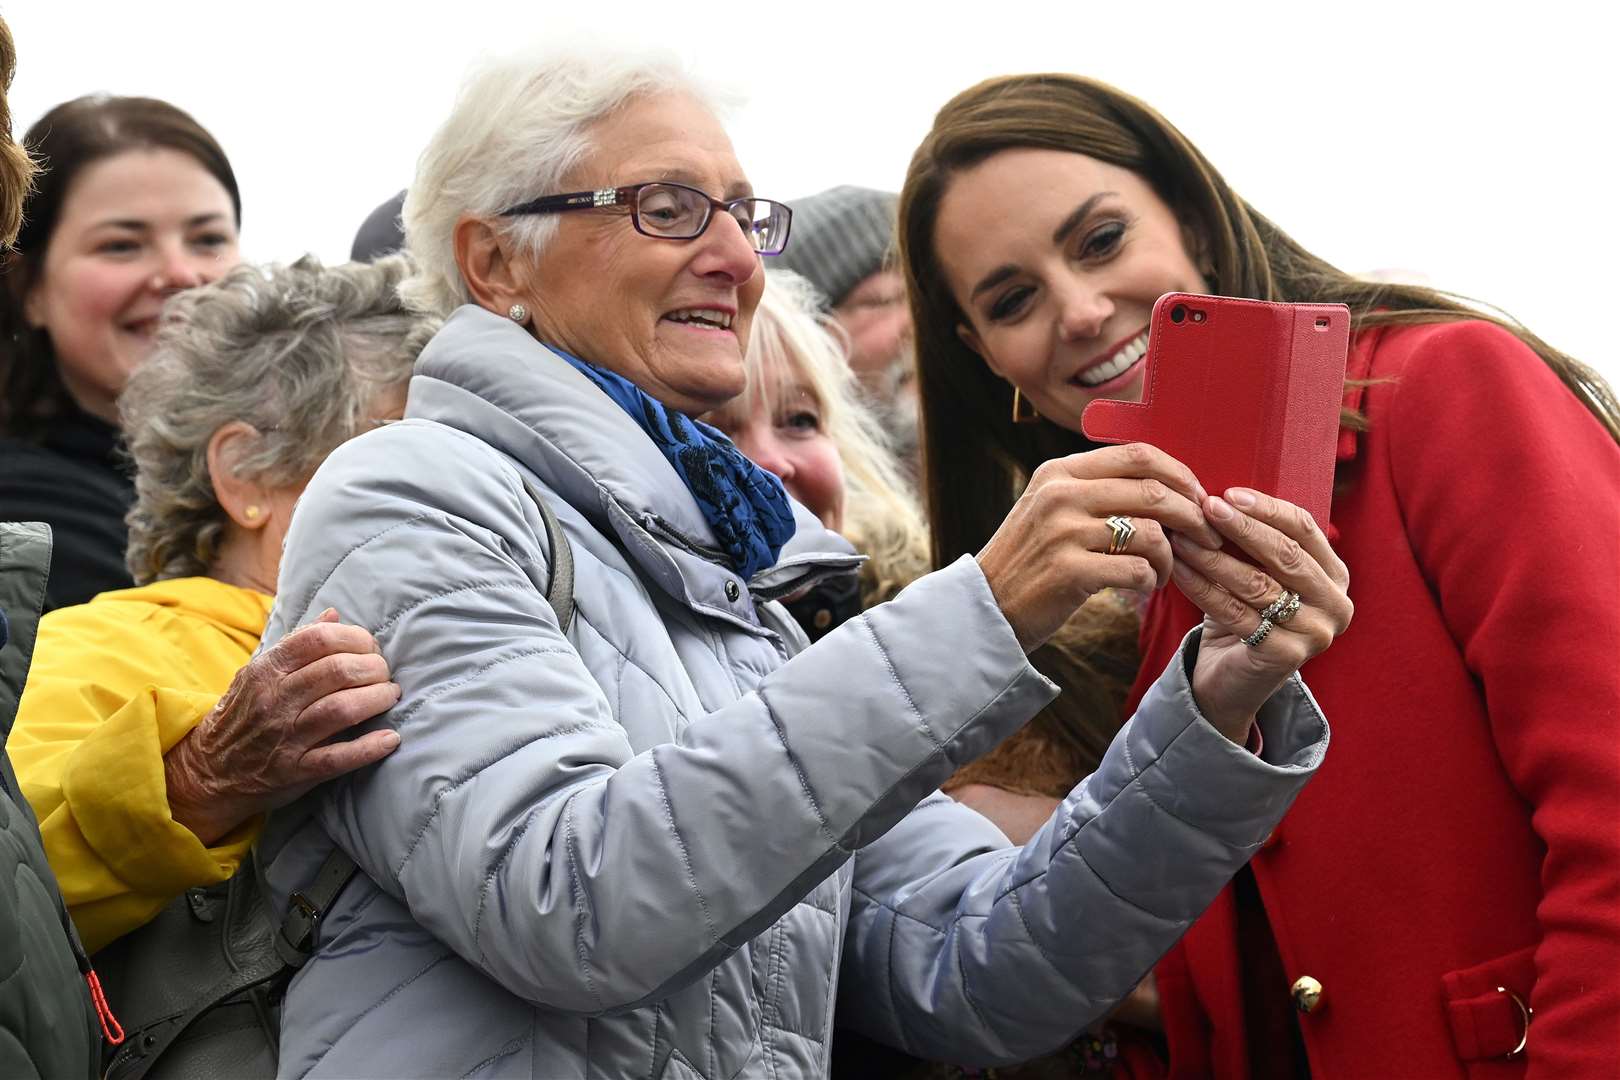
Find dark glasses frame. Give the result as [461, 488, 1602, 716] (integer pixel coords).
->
[498, 182, 792, 255]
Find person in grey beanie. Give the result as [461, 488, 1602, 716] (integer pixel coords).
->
[772, 185, 918, 475]
[351, 190, 406, 262]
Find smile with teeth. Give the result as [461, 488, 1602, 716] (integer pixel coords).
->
[664, 308, 734, 331]
[1076, 328, 1149, 387]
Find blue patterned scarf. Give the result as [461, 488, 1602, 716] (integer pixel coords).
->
[549, 346, 796, 581]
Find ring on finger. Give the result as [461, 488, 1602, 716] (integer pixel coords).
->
[1242, 617, 1275, 648]
[1259, 590, 1302, 625]
[1105, 515, 1136, 556]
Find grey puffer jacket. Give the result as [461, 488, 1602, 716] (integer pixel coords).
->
[260, 306, 1330, 1079]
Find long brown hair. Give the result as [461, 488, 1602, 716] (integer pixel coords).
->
[899, 73, 1620, 568]
[0, 95, 240, 441]
[0, 16, 35, 250]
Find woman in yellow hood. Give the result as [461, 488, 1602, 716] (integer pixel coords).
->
[10, 254, 426, 952]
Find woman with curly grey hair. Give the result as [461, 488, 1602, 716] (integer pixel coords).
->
[9, 254, 424, 954]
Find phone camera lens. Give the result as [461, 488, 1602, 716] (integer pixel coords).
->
[1170, 304, 1187, 324]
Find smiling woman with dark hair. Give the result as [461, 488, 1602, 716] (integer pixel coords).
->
[0, 94, 241, 610]
[899, 71, 1620, 1079]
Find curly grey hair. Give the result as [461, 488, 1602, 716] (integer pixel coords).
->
[122, 253, 433, 584]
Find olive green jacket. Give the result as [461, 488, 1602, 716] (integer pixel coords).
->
[0, 521, 102, 1080]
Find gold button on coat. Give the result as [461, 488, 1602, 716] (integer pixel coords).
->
[1291, 975, 1324, 1013]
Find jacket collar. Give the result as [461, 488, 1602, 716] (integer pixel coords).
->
[96, 576, 273, 642]
[407, 306, 853, 626]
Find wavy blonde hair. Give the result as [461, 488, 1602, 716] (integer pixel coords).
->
[741, 271, 930, 606]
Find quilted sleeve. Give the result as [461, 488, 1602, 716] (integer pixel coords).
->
[266, 422, 1057, 1015]
[839, 631, 1329, 1065]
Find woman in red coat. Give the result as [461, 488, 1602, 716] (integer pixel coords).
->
[897, 72, 1620, 1078]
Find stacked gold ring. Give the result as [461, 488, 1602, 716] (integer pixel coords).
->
[1105, 515, 1136, 555]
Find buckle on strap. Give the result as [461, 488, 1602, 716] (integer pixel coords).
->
[276, 890, 322, 969]
[1497, 986, 1532, 1059]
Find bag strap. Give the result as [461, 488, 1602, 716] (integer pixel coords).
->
[275, 476, 577, 966]
[522, 476, 575, 633]
[273, 846, 363, 969]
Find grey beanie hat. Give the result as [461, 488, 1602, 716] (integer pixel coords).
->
[772, 185, 898, 309]
[351, 190, 407, 263]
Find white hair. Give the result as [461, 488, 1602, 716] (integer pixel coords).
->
[400, 45, 728, 317]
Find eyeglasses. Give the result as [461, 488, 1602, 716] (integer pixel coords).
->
[499, 182, 793, 255]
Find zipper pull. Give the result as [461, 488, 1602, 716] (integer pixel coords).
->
[79, 961, 126, 1046]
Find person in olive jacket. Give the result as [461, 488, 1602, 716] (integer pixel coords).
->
[0, 20, 108, 1072]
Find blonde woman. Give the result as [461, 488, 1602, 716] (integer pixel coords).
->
[704, 269, 927, 638]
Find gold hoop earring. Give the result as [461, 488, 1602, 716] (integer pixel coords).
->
[1011, 386, 1040, 424]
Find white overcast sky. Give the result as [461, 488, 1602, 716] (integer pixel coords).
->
[8, 0, 1617, 386]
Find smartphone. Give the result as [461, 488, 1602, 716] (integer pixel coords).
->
[1080, 292, 1350, 528]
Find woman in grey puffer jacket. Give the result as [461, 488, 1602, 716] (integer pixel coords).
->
[257, 47, 1351, 1079]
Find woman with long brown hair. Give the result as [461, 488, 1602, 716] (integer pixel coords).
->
[0, 95, 241, 610]
[899, 73, 1620, 1078]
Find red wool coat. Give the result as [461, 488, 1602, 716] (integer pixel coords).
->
[1132, 320, 1620, 1078]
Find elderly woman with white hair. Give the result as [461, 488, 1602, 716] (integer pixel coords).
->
[257, 49, 1350, 1078]
[10, 255, 422, 955]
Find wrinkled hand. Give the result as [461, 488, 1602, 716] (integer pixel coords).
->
[1168, 488, 1353, 742]
[978, 444, 1222, 652]
[164, 609, 402, 845]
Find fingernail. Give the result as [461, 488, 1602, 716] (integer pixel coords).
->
[380, 730, 401, 750]
[1169, 533, 1192, 555]
[1171, 559, 1195, 583]
[1208, 496, 1235, 521]
[1227, 488, 1257, 508]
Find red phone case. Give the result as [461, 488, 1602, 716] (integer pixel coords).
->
[1081, 292, 1350, 527]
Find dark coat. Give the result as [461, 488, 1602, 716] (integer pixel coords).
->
[0, 405, 135, 611]
[0, 520, 104, 1079]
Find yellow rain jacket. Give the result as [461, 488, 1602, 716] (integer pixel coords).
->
[9, 576, 272, 953]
